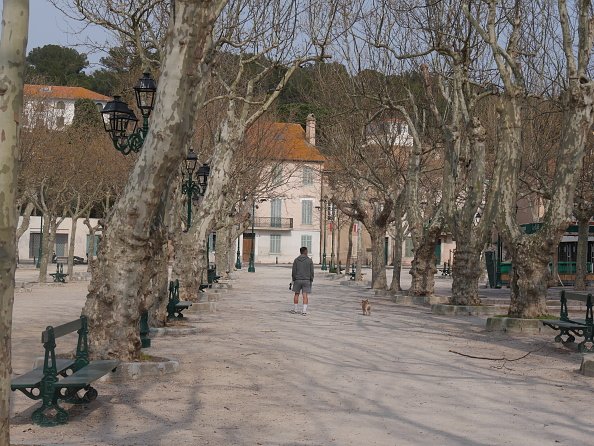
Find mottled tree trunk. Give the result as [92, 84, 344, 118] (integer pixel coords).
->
[336, 215, 341, 270]
[409, 236, 437, 296]
[574, 216, 590, 291]
[0, 1, 29, 443]
[83, 2, 222, 360]
[184, 118, 245, 297]
[83, 218, 98, 273]
[345, 219, 354, 272]
[508, 244, 550, 317]
[355, 225, 363, 281]
[390, 205, 405, 292]
[145, 225, 169, 328]
[227, 233, 236, 272]
[215, 225, 230, 279]
[450, 241, 482, 305]
[15, 201, 34, 265]
[38, 216, 51, 283]
[67, 216, 77, 277]
[172, 234, 207, 301]
[369, 228, 387, 289]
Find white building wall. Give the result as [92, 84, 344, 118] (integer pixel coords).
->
[17, 216, 101, 263]
[23, 97, 107, 130]
[247, 160, 323, 264]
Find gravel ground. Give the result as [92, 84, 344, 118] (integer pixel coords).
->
[9, 265, 594, 445]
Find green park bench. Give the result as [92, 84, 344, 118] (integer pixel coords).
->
[11, 316, 119, 426]
[207, 266, 221, 284]
[440, 262, 451, 277]
[349, 263, 356, 280]
[349, 263, 366, 280]
[198, 266, 221, 291]
[542, 291, 593, 353]
[49, 263, 68, 283]
[167, 279, 192, 320]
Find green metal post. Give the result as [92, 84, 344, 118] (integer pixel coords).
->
[181, 172, 199, 229]
[321, 200, 327, 270]
[330, 223, 336, 273]
[207, 233, 210, 269]
[140, 310, 151, 348]
[248, 201, 256, 272]
[36, 214, 43, 268]
[235, 235, 242, 269]
[495, 234, 502, 288]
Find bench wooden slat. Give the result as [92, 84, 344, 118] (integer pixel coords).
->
[57, 360, 119, 387]
[42, 319, 83, 342]
[542, 319, 587, 328]
[11, 359, 76, 389]
[563, 292, 592, 302]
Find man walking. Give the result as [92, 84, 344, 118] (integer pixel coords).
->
[291, 246, 314, 315]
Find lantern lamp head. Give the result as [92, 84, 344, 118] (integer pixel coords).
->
[133, 72, 157, 118]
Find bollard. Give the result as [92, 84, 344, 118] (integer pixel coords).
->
[140, 310, 151, 348]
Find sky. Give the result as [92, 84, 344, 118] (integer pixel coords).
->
[1, 1, 113, 70]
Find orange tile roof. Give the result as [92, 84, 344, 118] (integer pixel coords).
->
[24, 84, 111, 101]
[248, 122, 325, 162]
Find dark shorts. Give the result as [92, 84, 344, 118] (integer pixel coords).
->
[293, 280, 312, 294]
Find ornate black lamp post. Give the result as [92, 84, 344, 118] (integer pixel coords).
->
[181, 149, 209, 229]
[328, 202, 336, 273]
[320, 198, 328, 270]
[100, 72, 157, 155]
[248, 200, 256, 273]
[247, 198, 266, 272]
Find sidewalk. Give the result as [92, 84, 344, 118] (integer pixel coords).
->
[9, 265, 594, 445]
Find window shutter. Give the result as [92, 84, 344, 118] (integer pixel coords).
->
[302, 200, 312, 225]
[300, 235, 312, 254]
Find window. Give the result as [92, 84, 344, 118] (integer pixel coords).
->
[29, 233, 41, 259]
[301, 200, 313, 225]
[270, 199, 282, 227]
[404, 237, 414, 257]
[86, 234, 100, 257]
[270, 235, 281, 254]
[55, 101, 65, 110]
[301, 235, 312, 254]
[55, 234, 68, 256]
[272, 165, 283, 185]
[303, 166, 314, 185]
[56, 116, 65, 128]
[208, 232, 216, 252]
[96, 103, 104, 112]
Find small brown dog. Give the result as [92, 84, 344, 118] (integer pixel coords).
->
[361, 299, 371, 316]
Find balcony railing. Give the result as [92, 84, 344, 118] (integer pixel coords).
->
[253, 217, 293, 230]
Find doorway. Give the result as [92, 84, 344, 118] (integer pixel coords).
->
[242, 233, 255, 263]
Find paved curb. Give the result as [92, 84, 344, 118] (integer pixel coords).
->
[103, 357, 180, 382]
[340, 280, 371, 288]
[431, 304, 508, 316]
[149, 326, 199, 337]
[384, 294, 449, 306]
[580, 355, 594, 377]
[187, 301, 217, 313]
[485, 317, 555, 334]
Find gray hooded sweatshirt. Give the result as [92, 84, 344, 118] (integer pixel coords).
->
[292, 255, 314, 282]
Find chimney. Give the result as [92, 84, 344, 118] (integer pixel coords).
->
[305, 113, 316, 146]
